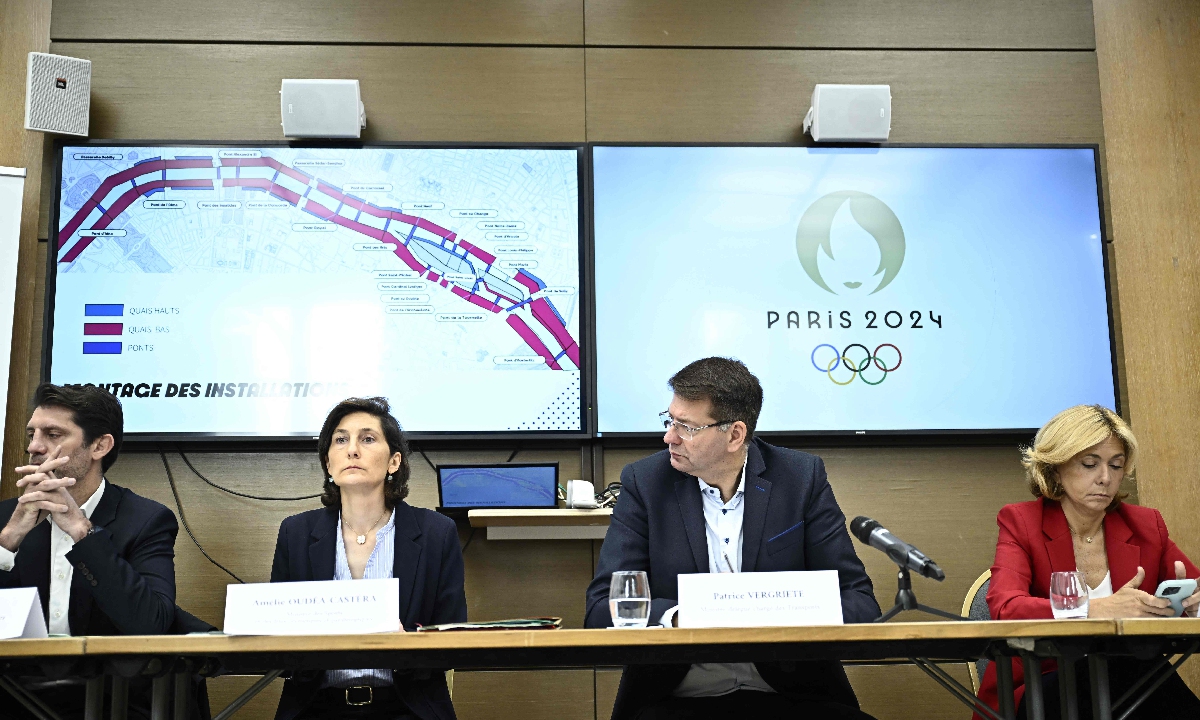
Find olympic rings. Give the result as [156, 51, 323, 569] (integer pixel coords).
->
[811, 344, 902, 386]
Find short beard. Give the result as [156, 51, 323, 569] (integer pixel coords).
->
[55, 446, 99, 496]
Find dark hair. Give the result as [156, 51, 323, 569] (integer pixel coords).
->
[317, 397, 411, 509]
[668, 357, 763, 439]
[33, 383, 124, 472]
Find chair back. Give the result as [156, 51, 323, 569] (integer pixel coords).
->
[961, 570, 991, 693]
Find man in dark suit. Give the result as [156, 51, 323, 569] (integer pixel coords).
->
[586, 358, 880, 720]
[0, 383, 179, 718]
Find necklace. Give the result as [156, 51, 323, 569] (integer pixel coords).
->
[345, 508, 387, 545]
[1069, 524, 1100, 544]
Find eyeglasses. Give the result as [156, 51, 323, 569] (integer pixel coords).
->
[659, 411, 735, 440]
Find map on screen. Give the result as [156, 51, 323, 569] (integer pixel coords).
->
[51, 146, 582, 435]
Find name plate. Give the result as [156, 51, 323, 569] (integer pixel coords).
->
[677, 570, 843, 628]
[0, 587, 47, 639]
[223, 579, 400, 636]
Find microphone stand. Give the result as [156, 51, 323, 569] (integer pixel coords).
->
[876, 566, 967, 622]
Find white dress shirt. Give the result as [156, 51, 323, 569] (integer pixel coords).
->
[0, 479, 107, 635]
[666, 457, 775, 698]
[322, 508, 397, 688]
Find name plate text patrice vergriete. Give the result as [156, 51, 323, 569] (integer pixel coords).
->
[676, 570, 844, 628]
[224, 578, 400, 635]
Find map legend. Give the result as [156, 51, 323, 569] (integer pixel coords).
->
[82, 303, 124, 354]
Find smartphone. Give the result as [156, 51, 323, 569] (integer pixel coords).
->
[1154, 579, 1197, 617]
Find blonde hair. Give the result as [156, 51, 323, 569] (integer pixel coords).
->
[1022, 405, 1136, 509]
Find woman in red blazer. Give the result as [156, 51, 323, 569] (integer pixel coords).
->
[976, 405, 1200, 720]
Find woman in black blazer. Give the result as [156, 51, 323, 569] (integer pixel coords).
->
[270, 397, 467, 720]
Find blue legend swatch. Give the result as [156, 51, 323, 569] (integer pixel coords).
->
[83, 342, 122, 354]
[84, 304, 124, 317]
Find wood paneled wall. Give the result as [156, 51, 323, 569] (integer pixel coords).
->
[582, 0, 1097, 48]
[1093, 0, 1200, 690]
[50, 44, 586, 142]
[48, 0, 584, 45]
[0, 0, 51, 505]
[584, 49, 1100, 143]
[0, 0, 1123, 717]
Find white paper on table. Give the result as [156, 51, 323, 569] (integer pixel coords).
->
[0, 168, 26, 440]
[0, 587, 48, 639]
[677, 570, 844, 628]
[223, 578, 400, 636]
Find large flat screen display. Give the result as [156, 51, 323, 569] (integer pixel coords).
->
[49, 145, 583, 436]
[593, 145, 1116, 434]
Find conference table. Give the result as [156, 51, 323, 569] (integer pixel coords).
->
[1, 619, 1198, 720]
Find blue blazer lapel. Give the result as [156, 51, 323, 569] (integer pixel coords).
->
[741, 444, 771, 573]
[88, 481, 121, 527]
[392, 503, 424, 623]
[308, 507, 338, 581]
[673, 478, 709, 573]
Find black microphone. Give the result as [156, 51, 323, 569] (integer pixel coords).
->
[850, 516, 945, 581]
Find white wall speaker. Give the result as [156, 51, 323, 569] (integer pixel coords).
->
[25, 52, 92, 136]
[802, 84, 891, 142]
[280, 79, 366, 138]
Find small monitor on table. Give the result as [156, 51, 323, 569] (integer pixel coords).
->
[436, 463, 559, 514]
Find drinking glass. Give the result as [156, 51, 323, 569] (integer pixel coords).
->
[1050, 571, 1090, 619]
[609, 571, 651, 628]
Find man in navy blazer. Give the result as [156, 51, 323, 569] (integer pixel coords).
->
[0, 383, 180, 718]
[586, 358, 880, 720]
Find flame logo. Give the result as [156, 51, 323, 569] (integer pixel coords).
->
[795, 190, 905, 295]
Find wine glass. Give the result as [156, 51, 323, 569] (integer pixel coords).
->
[609, 571, 651, 628]
[1050, 571, 1090, 619]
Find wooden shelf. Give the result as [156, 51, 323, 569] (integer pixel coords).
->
[467, 508, 612, 540]
[467, 509, 612, 527]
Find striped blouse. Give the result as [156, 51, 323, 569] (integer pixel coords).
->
[321, 509, 397, 688]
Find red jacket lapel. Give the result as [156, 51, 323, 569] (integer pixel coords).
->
[1042, 500, 1076, 578]
[1104, 509, 1143, 590]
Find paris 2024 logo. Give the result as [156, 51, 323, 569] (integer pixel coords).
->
[782, 190, 939, 386]
[795, 190, 905, 295]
